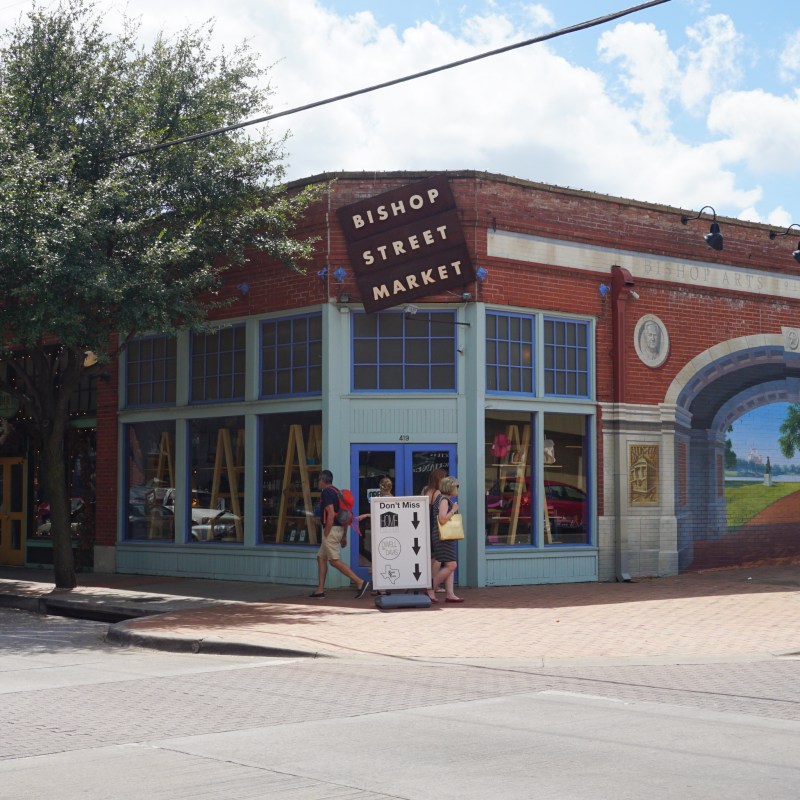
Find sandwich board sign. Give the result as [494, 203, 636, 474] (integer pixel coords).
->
[370, 495, 431, 593]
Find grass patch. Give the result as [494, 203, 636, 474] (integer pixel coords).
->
[725, 482, 800, 527]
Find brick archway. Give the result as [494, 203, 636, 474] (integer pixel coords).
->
[663, 334, 800, 569]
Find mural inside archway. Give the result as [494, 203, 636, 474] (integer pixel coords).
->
[690, 402, 800, 569]
[668, 334, 800, 571]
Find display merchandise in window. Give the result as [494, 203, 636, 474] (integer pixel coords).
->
[485, 413, 533, 546]
[484, 411, 591, 547]
[541, 412, 590, 545]
[125, 421, 176, 542]
[189, 417, 245, 542]
[261, 412, 323, 545]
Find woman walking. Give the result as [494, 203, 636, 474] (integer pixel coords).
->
[427, 475, 464, 603]
[422, 468, 447, 593]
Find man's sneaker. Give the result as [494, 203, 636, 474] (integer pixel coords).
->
[355, 579, 371, 599]
[309, 591, 326, 599]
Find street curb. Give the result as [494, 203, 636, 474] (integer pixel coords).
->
[105, 623, 325, 658]
[0, 594, 41, 613]
[1, 591, 324, 658]
[0, 593, 151, 623]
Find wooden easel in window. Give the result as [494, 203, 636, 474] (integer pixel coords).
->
[154, 431, 175, 489]
[276, 424, 320, 544]
[306, 424, 322, 465]
[209, 428, 244, 541]
[148, 432, 174, 538]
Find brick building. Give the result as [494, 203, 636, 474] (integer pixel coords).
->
[8, 170, 799, 587]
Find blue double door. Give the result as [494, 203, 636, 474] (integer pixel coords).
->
[349, 444, 456, 579]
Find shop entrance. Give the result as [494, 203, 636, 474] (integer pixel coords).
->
[350, 444, 456, 578]
[0, 457, 26, 566]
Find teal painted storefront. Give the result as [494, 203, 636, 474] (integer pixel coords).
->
[114, 299, 599, 588]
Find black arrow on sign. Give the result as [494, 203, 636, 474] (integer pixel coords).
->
[412, 537, 421, 555]
[411, 512, 420, 529]
[413, 563, 422, 581]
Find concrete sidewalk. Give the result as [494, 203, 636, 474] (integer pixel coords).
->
[1, 562, 799, 664]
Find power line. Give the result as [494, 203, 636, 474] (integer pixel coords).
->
[120, 0, 671, 159]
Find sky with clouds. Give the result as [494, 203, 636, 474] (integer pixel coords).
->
[2, 0, 800, 228]
[4, 0, 800, 458]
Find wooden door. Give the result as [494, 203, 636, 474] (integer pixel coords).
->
[0, 457, 27, 566]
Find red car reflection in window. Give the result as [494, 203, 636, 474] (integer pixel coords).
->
[544, 481, 587, 529]
[486, 479, 587, 529]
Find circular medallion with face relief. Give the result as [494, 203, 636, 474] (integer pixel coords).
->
[634, 315, 669, 368]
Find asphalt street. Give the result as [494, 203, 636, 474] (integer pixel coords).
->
[1, 608, 798, 800]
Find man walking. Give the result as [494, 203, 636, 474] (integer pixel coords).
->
[310, 469, 371, 599]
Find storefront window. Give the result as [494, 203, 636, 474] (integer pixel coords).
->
[542, 412, 591, 546]
[190, 325, 246, 403]
[126, 334, 177, 407]
[543, 318, 590, 398]
[486, 312, 534, 394]
[260, 411, 323, 545]
[189, 417, 245, 543]
[352, 310, 456, 391]
[124, 421, 176, 541]
[485, 412, 534, 546]
[261, 314, 322, 397]
[485, 411, 591, 547]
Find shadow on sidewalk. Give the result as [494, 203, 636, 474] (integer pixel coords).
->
[3, 558, 799, 628]
[107, 557, 800, 640]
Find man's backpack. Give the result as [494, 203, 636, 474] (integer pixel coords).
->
[332, 486, 355, 526]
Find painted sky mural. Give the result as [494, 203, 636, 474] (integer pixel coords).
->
[729, 403, 798, 472]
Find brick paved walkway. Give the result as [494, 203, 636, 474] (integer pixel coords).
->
[3, 561, 799, 663]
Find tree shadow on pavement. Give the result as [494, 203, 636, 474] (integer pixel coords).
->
[0, 606, 110, 655]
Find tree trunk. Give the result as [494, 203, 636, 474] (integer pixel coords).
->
[40, 424, 76, 589]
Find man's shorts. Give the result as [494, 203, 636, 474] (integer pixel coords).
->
[317, 525, 345, 561]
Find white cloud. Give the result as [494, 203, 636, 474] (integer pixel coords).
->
[763, 206, 794, 228]
[707, 89, 800, 174]
[521, 4, 555, 31]
[679, 15, 743, 112]
[778, 30, 800, 83]
[597, 22, 679, 136]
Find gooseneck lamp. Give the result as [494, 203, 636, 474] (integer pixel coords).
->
[680, 206, 723, 251]
[768, 224, 800, 264]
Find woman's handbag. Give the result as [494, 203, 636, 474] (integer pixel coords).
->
[438, 513, 464, 540]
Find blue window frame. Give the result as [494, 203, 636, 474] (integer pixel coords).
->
[486, 312, 534, 394]
[543, 318, 590, 398]
[126, 334, 177, 407]
[190, 325, 246, 403]
[352, 310, 457, 392]
[260, 314, 322, 397]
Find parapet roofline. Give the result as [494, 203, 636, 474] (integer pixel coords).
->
[286, 168, 766, 233]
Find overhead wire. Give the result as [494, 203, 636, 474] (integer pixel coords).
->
[119, 0, 671, 159]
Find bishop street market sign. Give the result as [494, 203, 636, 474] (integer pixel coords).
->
[336, 175, 475, 313]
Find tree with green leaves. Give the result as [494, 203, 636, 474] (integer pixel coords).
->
[779, 404, 800, 461]
[724, 425, 737, 470]
[0, 1, 316, 588]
